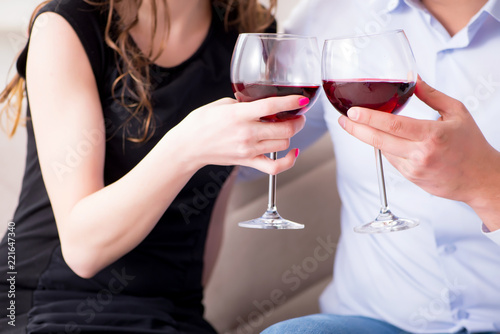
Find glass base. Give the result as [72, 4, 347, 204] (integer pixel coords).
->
[238, 210, 304, 230]
[354, 210, 419, 234]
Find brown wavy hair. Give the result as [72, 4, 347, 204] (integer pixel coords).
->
[0, 0, 276, 141]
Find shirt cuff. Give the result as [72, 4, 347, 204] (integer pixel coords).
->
[481, 223, 500, 245]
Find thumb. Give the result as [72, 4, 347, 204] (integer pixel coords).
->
[414, 76, 461, 119]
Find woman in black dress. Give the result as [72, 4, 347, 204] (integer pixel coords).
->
[0, 0, 307, 332]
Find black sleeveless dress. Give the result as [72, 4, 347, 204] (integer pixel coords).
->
[0, 0, 259, 332]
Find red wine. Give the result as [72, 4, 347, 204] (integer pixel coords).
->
[322, 79, 416, 116]
[232, 83, 320, 122]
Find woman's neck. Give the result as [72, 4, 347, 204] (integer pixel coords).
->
[422, 0, 488, 36]
[126, 0, 212, 67]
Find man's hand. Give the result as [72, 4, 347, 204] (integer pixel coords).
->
[338, 77, 500, 231]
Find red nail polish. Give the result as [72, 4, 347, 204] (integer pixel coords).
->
[299, 97, 309, 106]
[295, 148, 300, 158]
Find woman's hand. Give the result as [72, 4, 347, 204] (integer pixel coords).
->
[338, 77, 500, 231]
[173, 95, 308, 175]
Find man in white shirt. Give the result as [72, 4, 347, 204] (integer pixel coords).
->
[262, 0, 500, 332]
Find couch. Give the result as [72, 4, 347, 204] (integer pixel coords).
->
[204, 134, 341, 334]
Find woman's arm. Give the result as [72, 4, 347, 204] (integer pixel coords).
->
[27, 13, 306, 278]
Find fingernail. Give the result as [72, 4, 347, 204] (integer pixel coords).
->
[295, 148, 300, 158]
[338, 116, 346, 129]
[298, 97, 310, 106]
[347, 108, 359, 120]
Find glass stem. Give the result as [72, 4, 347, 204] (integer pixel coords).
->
[267, 152, 278, 213]
[375, 148, 389, 214]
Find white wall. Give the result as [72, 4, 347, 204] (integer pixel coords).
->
[0, 0, 41, 236]
[0, 0, 301, 237]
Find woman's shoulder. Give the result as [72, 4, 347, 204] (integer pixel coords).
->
[42, 0, 101, 16]
[17, 0, 107, 82]
[29, 0, 106, 45]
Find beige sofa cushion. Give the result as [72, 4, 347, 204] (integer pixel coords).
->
[205, 134, 340, 334]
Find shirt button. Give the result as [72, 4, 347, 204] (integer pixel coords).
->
[456, 309, 469, 320]
[443, 244, 457, 254]
[387, 0, 398, 10]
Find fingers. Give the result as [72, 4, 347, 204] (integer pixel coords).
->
[414, 77, 464, 119]
[339, 115, 414, 158]
[247, 149, 300, 175]
[253, 139, 291, 156]
[256, 115, 306, 141]
[247, 95, 310, 119]
[337, 77, 472, 158]
[345, 107, 430, 141]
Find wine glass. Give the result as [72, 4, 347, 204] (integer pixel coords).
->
[322, 30, 419, 233]
[231, 33, 321, 229]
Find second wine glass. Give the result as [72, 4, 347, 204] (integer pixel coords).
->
[231, 33, 321, 229]
[322, 30, 419, 233]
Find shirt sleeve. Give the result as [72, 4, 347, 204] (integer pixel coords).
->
[481, 223, 500, 245]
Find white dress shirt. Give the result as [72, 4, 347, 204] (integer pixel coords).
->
[284, 0, 500, 332]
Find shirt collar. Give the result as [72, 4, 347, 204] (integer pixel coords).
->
[484, 0, 500, 22]
[457, 0, 500, 48]
[386, 0, 402, 12]
[386, 0, 500, 22]
[385, 0, 499, 49]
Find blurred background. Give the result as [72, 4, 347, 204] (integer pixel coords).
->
[0, 0, 41, 237]
[0, 0, 301, 236]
